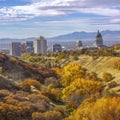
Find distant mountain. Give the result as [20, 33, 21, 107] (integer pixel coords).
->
[0, 30, 119, 47]
[47, 30, 120, 42]
[0, 30, 120, 42]
[48, 31, 95, 41]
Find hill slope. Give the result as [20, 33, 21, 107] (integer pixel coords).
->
[0, 53, 57, 83]
[78, 55, 120, 82]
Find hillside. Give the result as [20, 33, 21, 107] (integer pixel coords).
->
[0, 52, 119, 120]
[78, 55, 120, 81]
[0, 53, 62, 120]
[0, 76, 20, 90]
[0, 53, 57, 83]
[77, 55, 120, 94]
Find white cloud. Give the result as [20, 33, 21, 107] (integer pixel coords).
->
[0, 0, 120, 22]
[77, 8, 120, 17]
[110, 18, 120, 24]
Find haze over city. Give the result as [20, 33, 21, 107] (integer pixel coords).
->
[0, 0, 120, 38]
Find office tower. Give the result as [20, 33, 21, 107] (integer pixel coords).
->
[53, 44, 62, 52]
[76, 40, 83, 49]
[26, 41, 34, 53]
[10, 42, 21, 56]
[34, 36, 47, 54]
[94, 30, 103, 47]
[21, 43, 27, 54]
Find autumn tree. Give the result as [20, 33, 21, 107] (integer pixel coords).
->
[89, 97, 120, 120]
[0, 102, 31, 120]
[62, 63, 85, 87]
[65, 97, 120, 120]
[62, 78, 102, 104]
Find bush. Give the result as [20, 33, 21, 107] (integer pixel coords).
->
[86, 72, 98, 81]
[32, 111, 63, 120]
[65, 102, 78, 115]
[102, 72, 113, 82]
[54, 106, 66, 117]
[0, 102, 31, 120]
[112, 58, 120, 70]
[108, 81, 118, 88]
[19, 79, 41, 92]
[0, 67, 2, 74]
[45, 77, 60, 87]
[65, 97, 120, 120]
[41, 89, 56, 101]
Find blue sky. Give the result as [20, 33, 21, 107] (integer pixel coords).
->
[0, 0, 120, 38]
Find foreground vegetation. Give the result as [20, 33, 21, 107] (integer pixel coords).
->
[0, 44, 120, 120]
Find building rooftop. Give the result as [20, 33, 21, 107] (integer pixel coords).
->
[96, 30, 102, 38]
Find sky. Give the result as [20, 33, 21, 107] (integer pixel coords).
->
[0, 0, 120, 38]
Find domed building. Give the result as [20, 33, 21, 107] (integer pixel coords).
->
[78, 30, 107, 51]
[94, 30, 103, 47]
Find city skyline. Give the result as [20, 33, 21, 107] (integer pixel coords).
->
[0, 0, 120, 38]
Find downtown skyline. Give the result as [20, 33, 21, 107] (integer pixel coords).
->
[0, 0, 120, 38]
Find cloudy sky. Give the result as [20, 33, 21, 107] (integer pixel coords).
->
[0, 0, 120, 38]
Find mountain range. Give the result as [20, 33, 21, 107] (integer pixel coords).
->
[0, 30, 120, 47]
[48, 30, 120, 42]
[0, 30, 120, 42]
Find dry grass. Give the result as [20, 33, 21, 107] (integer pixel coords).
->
[76, 55, 120, 93]
[78, 55, 120, 81]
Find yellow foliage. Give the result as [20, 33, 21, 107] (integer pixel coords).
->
[32, 111, 63, 120]
[62, 78, 102, 100]
[62, 62, 85, 87]
[51, 88, 63, 100]
[65, 97, 120, 120]
[4, 96, 19, 105]
[52, 67, 63, 76]
[19, 79, 41, 92]
[0, 102, 31, 120]
[0, 67, 2, 74]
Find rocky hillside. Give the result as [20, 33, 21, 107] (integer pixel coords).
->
[0, 76, 20, 90]
[0, 53, 63, 120]
[0, 53, 57, 83]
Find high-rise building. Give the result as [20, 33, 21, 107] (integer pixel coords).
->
[94, 30, 103, 47]
[34, 36, 47, 54]
[53, 44, 62, 52]
[76, 40, 83, 49]
[21, 43, 27, 54]
[26, 41, 34, 53]
[10, 42, 21, 56]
